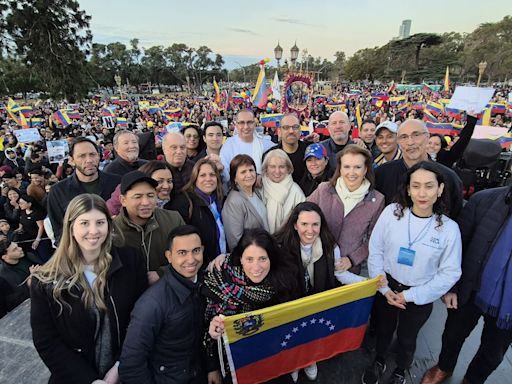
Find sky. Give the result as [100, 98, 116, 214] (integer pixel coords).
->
[80, 0, 512, 69]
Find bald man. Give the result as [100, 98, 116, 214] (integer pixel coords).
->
[319, 111, 356, 169]
[374, 119, 463, 219]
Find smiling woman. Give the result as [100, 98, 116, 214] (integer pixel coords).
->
[364, 161, 462, 384]
[308, 144, 385, 275]
[30, 194, 148, 384]
[166, 158, 226, 265]
[261, 149, 306, 233]
[203, 228, 299, 383]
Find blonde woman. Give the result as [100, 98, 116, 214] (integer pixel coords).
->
[30, 194, 147, 384]
[261, 149, 305, 233]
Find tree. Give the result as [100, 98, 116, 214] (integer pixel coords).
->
[5, 0, 92, 100]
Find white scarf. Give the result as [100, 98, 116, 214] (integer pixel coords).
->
[335, 177, 370, 216]
[262, 174, 304, 233]
[300, 238, 323, 287]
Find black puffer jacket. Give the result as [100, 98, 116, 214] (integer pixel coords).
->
[453, 185, 512, 306]
[119, 266, 207, 384]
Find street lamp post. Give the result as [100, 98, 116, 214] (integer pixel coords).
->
[301, 49, 308, 72]
[290, 43, 299, 69]
[477, 61, 487, 87]
[274, 42, 283, 70]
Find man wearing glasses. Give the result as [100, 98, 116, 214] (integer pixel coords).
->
[374, 119, 463, 219]
[263, 113, 310, 183]
[220, 109, 275, 184]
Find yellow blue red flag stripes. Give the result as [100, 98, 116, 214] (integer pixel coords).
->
[252, 65, 270, 109]
[223, 278, 379, 384]
[260, 113, 283, 128]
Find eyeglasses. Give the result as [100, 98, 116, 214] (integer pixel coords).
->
[397, 131, 427, 141]
[281, 124, 300, 131]
[237, 120, 255, 126]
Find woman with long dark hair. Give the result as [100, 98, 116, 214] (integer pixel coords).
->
[362, 161, 462, 384]
[30, 194, 147, 384]
[167, 158, 226, 265]
[274, 201, 370, 382]
[205, 228, 299, 384]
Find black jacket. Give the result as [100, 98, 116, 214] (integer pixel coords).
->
[166, 192, 220, 265]
[47, 171, 121, 243]
[103, 156, 148, 176]
[437, 115, 477, 167]
[375, 158, 463, 219]
[453, 185, 512, 306]
[30, 246, 147, 384]
[299, 165, 334, 197]
[119, 266, 206, 384]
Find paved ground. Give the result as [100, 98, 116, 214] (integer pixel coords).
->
[1, 300, 510, 383]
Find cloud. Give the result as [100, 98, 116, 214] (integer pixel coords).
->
[227, 28, 260, 36]
[272, 17, 315, 27]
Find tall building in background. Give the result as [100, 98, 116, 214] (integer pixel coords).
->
[399, 19, 412, 39]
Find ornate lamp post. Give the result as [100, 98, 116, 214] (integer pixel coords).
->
[290, 42, 299, 69]
[274, 42, 283, 70]
[477, 61, 487, 87]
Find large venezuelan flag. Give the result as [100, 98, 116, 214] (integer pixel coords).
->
[223, 278, 378, 384]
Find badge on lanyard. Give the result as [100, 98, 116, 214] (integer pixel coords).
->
[398, 247, 416, 266]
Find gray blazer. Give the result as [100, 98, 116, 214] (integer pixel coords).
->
[222, 189, 269, 250]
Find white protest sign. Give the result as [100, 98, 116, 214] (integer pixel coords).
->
[472, 125, 509, 140]
[13, 128, 42, 144]
[102, 116, 115, 129]
[47, 140, 70, 164]
[447, 86, 495, 113]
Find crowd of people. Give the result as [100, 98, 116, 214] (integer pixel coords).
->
[0, 84, 511, 384]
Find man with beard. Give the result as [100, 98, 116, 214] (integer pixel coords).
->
[320, 111, 356, 169]
[263, 113, 309, 183]
[103, 130, 148, 175]
[47, 137, 121, 243]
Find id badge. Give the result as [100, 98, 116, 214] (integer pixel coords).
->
[397, 247, 415, 266]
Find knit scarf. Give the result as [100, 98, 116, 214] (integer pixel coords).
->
[335, 177, 370, 216]
[263, 174, 301, 233]
[203, 256, 274, 321]
[300, 238, 323, 289]
[475, 215, 512, 330]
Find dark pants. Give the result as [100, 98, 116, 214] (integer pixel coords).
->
[374, 292, 433, 370]
[438, 295, 512, 384]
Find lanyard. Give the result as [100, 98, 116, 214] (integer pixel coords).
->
[407, 210, 434, 249]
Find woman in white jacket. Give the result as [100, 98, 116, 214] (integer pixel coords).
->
[363, 161, 462, 384]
